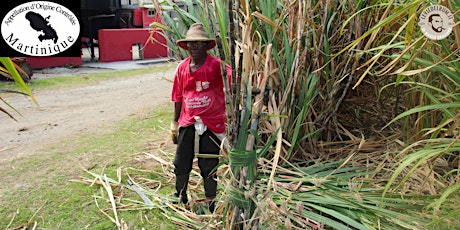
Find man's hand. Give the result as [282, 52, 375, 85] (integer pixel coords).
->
[170, 121, 179, 144]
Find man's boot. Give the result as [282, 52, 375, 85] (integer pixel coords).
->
[207, 200, 215, 213]
[173, 174, 189, 204]
[203, 175, 217, 213]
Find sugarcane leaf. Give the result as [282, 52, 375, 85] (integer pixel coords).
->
[383, 103, 460, 129]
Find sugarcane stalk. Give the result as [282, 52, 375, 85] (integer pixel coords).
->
[228, 0, 241, 149]
[216, 35, 235, 124]
[227, 4, 241, 223]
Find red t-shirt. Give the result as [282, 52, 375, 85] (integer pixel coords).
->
[172, 55, 231, 134]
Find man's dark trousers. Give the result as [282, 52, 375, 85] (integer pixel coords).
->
[174, 125, 220, 204]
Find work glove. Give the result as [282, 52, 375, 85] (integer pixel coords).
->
[170, 121, 179, 144]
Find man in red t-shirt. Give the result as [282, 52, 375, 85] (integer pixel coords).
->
[170, 23, 230, 213]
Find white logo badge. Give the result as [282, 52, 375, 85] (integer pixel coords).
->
[1, 1, 80, 56]
[418, 5, 454, 40]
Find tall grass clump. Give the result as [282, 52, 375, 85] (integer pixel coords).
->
[125, 0, 460, 228]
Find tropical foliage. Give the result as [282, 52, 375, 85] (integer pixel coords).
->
[0, 57, 35, 120]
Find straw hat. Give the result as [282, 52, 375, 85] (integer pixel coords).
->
[176, 23, 216, 50]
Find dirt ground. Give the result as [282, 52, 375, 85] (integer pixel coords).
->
[0, 62, 176, 164]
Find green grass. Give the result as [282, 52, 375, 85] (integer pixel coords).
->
[0, 97, 177, 229]
[0, 104, 177, 229]
[0, 64, 175, 91]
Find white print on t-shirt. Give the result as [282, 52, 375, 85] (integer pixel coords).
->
[202, 81, 210, 90]
[196, 81, 202, 92]
[195, 81, 210, 92]
[185, 96, 211, 108]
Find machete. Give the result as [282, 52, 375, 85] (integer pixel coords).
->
[127, 179, 153, 206]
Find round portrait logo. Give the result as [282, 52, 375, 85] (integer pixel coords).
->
[1, 1, 80, 56]
[418, 5, 454, 40]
